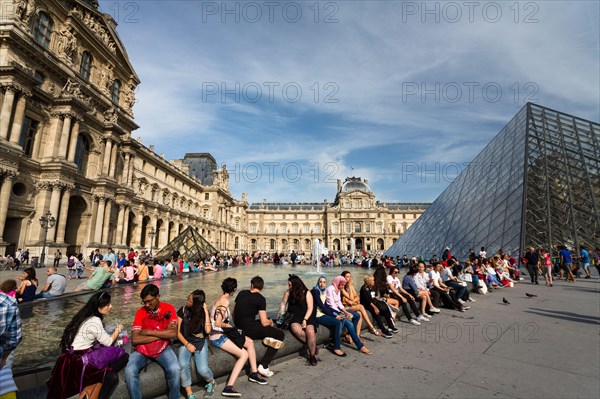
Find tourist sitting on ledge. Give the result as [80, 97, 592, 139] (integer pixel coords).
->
[74, 260, 115, 292]
[406, 263, 440, 316]
[325, 276, 372, 355]
[47, 292, 128, 399]
[340, 270, 381, 337]
[0, 279, 18, 298]
[152, 259, 163, 280]
[16, 268, 38, 303]
[177, 289, 216, 399]
[136, 260, 150, 282]
[34, 267, 67, 299]
[311, 276, 346, 357]
[387, 266, 428, 325]
[210, 277, 267, 397]
[279, 274, 319, 365]
[114, 260, 136, 284]
[359, 275, 396, 338]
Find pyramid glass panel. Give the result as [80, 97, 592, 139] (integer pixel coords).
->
[153, 226, 217, 262]
[385, 103, 600, 259]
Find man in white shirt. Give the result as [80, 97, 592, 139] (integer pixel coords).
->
[441, 260, 473, 303]
[429, 263, 468, 312]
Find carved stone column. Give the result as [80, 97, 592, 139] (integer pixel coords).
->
[57, 114, 73, 159]
[127, 155, 135, 186]
[67, 119, 81, 162]
[0, 172, 17, 242]
[101, 139, 112, 175]
[43, 114, 64, 158]
[115, 203, 125, 246]
[122, 206, 130, 247]
[55, 186, 74, 244]
[0, 88, 16, 140]
[48, 184, 62, 241]
[109, 141, 118, 178]
[94, 196, 106, 243]
[8, 95, 27, 144]
[102, 200, 112, 245]
[132, 211, 143, 247]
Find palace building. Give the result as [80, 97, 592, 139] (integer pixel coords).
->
[0, 0, 427, 260]
[247, 177, 429, 253]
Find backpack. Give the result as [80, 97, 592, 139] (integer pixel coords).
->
[67, 257, 75, 268]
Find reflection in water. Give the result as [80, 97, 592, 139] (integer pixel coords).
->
[14, 265, 348, 373]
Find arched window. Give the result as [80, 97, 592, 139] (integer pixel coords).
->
[281, 223, 287, 233]
[80, 51, 92, 81]
[354, 222, 361, 233]
[33, 13, 53, 48]
[74, 134, 90, 174]
[111, 79, 121, 104]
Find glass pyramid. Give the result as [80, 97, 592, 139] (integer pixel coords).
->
[153, 226, 217, 262]
[385, 103, 599, 259]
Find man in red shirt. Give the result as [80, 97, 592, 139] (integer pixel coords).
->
[125, 284, 180, 399]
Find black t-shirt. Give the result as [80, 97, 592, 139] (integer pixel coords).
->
[233, 290, 266, 329]
[177, 306, 205, 348]
[524, 252, 539, 266]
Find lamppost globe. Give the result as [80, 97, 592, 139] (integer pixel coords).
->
[39, 211, 56, 267]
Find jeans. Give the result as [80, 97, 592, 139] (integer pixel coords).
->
[316, 315, 343, 349]
[527, 264, 538, 283]
[178, 340, 213, 388]
[125, 347, 181, 399]
[340, 310, 364, 350]
[445, 281, 468, 300]
[33, 292, 54, 299]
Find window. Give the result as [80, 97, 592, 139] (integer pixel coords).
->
[403, 214, 406, 219]
[281, 223, 287, 233]
[365, 223, 371, 233]
[303, 224, 310, 234]
[234, 237, 239, 249]
[315, 223, 321, 234]
[391, 223, 396, 233]
[235, 218, 240, 230]
[111, 79, 121, 104]
[250, 223, 257, 233]
[80, 51, 92, 81]
[205, 193, 210, 200]
[413, 214, 417, 219]
[354, 222, 361, 233]
[292, 224, 299, 234]
[365, 202, 370, 209]
[270, 239, 275, 250]
[74, 134, 90, 174]
[345, 223, 351, 233]
[376, 223, 383, 233]
[269, 223, 275, 234]
[19, 117, 38, 157]
[33, 13, 53, 48]
[354, 200, 360, 209]
[332, 223, 339, 233]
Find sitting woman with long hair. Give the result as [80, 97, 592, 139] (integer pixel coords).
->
[340, 270, 381, 337]
[177, 289, 216, 399]
[47, 292, 128, 399]
[210, 278, 266, 397]
[279, 274, 318, 365]
[16, 267, 38, 303]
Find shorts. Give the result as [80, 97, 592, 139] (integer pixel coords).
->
[210, 335, 228, 348]
[76, 282, 93, 291]
[581, 263, 590, 270]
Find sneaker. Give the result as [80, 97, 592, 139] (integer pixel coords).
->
[408, 318, 421, 326]
[205, 380, 216, 398]
[382, 331, 393, 339]
[390, 327, 400, 333]
[248, 373, 268, 385]
[257, 364, 274, 378]
[188, 394, 197, 399]
[262, 337, 285, 350]
[458, 298, 466, 304]
[429, 307, 441, 313]
[417, 315, 430, 322]
[462, 306, 471, 310]
[467, 298, 476, 302]
[221, 386, 240, 397]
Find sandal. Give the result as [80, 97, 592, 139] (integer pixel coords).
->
[359, 346, 373, 355]
[370, 328, 382, 337]
[342, 334, 353, 345]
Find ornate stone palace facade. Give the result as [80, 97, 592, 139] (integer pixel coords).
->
[0, 1, 428, 259]
[0, 0, 246, 258]
[247, 177, 429, 253]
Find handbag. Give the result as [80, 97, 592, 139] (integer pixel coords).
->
[222, 327, 246, 348]
[77, 345, 126, 393]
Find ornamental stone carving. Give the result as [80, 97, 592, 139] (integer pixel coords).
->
[15, 0, 35, 24]
[71, 6, 117, 54]
[56, 24, 78, 63]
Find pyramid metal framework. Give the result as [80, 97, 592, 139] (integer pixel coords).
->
[385, 103, 600, 259]
[153, 226, 217, 262]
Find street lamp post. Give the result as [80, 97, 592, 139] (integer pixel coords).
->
[39, 211, 56, 268]
[148, 227, 156, 258]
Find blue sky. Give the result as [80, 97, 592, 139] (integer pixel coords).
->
[99, 0, 600, 203]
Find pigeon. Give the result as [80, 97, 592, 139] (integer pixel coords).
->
[502, 297, 510, 305]
[525, 293, 538, 298]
